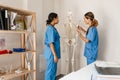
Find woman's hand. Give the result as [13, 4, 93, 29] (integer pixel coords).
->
[77, 26, 81, 33]
[77, 25, 82, 33]
[77, 28, 81, 34]
[77, 25, 87, 34]
[54, 55, 58, 63]
[50, 43, 58, 63]
[78, 25, 82, 30]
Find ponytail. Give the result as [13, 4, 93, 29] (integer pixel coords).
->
[91, 19, 98, 27]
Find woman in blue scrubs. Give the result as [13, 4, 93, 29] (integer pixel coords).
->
[44, 12, 60, 80]
[77, 12, 99, 65]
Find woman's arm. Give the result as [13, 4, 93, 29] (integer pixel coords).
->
[50, 43, 58, 63]
[78, 33, 89, 43]
[78, 25, 87, 34]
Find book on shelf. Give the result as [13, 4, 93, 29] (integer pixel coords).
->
[0, 9, 10, 30]
[15, 15, 25, 31]
[0, 8, 27, 31]
[0, 9, 4, 30]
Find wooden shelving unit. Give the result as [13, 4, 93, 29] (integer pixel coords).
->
[3, 69, 36, 80]
[0, 51, 36, 56]
[0, 30, 32, 34]
[0, 4, 36, 80]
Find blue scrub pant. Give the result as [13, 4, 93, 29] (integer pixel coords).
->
[45, 56, 57, 80]
[87, 58, 96, 65]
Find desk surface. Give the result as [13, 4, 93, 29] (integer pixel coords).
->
[59, 63, 97, 80]
[59, 61, 120, 80]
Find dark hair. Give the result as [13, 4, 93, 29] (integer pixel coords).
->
[46, 12, 58, 25]
[84, 12, 98, 27]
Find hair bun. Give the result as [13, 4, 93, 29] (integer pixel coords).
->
[46, 19, 50, 22]
[46, 12, 58, 25]
[46, 19, 51, 24]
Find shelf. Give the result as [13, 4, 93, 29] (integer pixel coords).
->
[0, 4, 36, 80]
[0, 51, 36, 56]
[2, 69, 36, 80]
[0, 30, 35, 34]
[0, 4, 35, 16]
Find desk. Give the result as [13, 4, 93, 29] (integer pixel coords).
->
[59, 62, 120, 80]
[59, 62, 97, 80]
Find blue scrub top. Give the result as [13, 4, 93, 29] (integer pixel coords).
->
[84, 27, 99, 60]
[44, 25, 61, 60]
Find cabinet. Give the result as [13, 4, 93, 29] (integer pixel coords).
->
[0, 4, 36, 80]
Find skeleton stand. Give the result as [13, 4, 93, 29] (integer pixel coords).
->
[64, 12, 78, 74]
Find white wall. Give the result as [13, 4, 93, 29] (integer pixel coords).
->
[55, 0, 120, 74]
[0, 0, 27, 9]
[101, 0, 120, 62]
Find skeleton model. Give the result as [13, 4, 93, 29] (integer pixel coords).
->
[64, 11, 78, 74]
